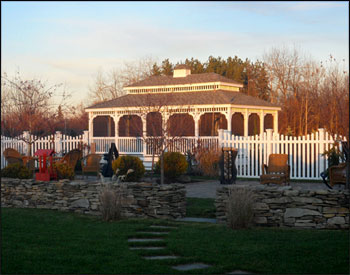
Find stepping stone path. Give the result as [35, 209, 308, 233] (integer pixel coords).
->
[143, 255, 179, 260]
[172, 263, 212, 271]
[227, 270, 253, 274]
[176, 217, 217, 223]
[137, 231, 170, 235]
[127, 238, 164, 242]
[129, 247, 165, 250]
[127, 223, 213, 272]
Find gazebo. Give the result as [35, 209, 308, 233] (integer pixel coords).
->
[85, 64, 280, 166]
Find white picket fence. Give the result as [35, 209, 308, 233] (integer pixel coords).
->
[218, 128, 346, 180]
[1, 131, 88, 169]
[1, 128, 346, 180]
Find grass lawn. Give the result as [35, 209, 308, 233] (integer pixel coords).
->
[186, 198, 216, 218]
[2, 208, 349, 274]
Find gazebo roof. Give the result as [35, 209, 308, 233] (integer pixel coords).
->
[86, 90, 280, 110]
[125, 72, 243, 88]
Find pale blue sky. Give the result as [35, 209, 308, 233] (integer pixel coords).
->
[1, 1, 349, 104]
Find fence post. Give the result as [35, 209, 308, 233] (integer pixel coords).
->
[266, 129, 273, 158]
[319, 128, 325, 174]
[55, 131, 63, 156]
[83, 130, 89, 155]
[218, 129, 224, 148]
[23, 131, 31, 156]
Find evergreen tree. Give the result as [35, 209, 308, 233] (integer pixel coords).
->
[161, 59, 173, 76]
[151, 63, 162, 76]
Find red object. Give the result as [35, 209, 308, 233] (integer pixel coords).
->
[34, 149, 57, 181]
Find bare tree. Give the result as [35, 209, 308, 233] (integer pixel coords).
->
[1, 71, 72, 155]
[88, 57, 157, 104]
[263, 46, 349, 137]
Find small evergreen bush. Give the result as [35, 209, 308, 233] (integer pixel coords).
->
[112, 156, 145, 182]
[0, 163, 32, 179]
[154, 152, 188, 180]
[53, 162, 75, 180]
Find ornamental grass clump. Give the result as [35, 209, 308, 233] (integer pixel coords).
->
[226, 188, 255, 229]
[99, 186, 122, 222]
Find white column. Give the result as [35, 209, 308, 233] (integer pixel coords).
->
[319, 128, 325, 174]
[273, 111, 278, 134]
[142, 117, 147, 136]
[194, 114, 200, 138]
[113, 115, 120, 151]
[218, 129, 225, 148]
[142, 117, 147, 157]
[89, 114, 96, 153]
[244, 110, 249, 137]
[89, 113, 94, 138]
[23, 131, 31, 156]
[259, 110, 264, 135]
[55, 131, 63, 156]
[227, 107, 232, 134]
[83, 130, 89, 156]
[266, 129, 273, 158]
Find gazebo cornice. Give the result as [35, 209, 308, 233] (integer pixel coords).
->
[124, 81, 243, 94]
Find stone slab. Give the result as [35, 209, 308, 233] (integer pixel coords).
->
[149, 225, 177, 229]
[127, 238, 164, 242]
[143, 255, 179, 260]
[137, 231, 170, 235]
[228, 270, 253, 274]
[172, 263, 211, 271]
[129, 246, 165, 250]
[176, 217, 217, 223]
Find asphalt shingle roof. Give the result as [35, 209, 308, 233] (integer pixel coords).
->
[86, 90, 280, 110]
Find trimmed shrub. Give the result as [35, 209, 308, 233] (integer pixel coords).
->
[53, 162, 75, 180]
[154, 152, 188, 180]
[99, 186, 122, 221]
[112, 156, 145, 182]
[0, 163, 32, 179]
[195, 148, 221, 177]
[226, 188, 255, 229]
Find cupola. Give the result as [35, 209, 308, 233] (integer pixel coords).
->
[173, 64, 191, 78]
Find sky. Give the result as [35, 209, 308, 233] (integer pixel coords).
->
[1, 1, 349, 105]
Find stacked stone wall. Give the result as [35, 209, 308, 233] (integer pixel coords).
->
[216, 185, 349, 229]
[1, 178, 186, 219]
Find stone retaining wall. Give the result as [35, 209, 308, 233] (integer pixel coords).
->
[216, 185, 349, 229]
[1, 178, 186, 219]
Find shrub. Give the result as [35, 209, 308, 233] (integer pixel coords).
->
[112, 156, 145, 182]
[154, 152, 188, 180]
[99, 186, 122, 221]
[0, 163, 32, 179]
[321, 145, 344, 179]
[195, 147, 221, 177]
[226, 188, 255, 229]
[53, 162, 75, 180]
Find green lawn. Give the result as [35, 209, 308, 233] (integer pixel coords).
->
[1, 208, 349, 274]
[186, 198, 216, 218]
